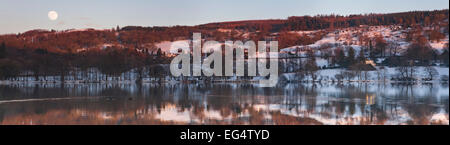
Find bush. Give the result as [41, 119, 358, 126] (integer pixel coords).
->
[334, 72, 344, 82]
[441, 75, 449, 82]
[0, 59, 22, 80]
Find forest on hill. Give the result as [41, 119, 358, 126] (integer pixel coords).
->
[0, 9, 448, 82]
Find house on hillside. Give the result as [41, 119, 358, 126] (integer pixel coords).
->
[350, 59, 377, 71]
[361, 59, 377, 71]
[365, 59, 376, 67]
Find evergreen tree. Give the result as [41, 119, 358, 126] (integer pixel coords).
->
[334, 48, 346, 67]
[368, 40, 373, 58]
[357, 47, 366, 62]
[346, 47, 356, 66]
[0, 42, 5, 59]
[441, 46, 449, 66]
[156, 48, 162, 57]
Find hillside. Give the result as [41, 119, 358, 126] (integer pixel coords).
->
[0, 9, 448, 53]
[0, 9, 449, 82]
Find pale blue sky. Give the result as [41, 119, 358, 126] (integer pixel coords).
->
[0, 0, 448, 34]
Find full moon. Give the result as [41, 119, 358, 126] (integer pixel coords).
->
[48, 11, 58, 21]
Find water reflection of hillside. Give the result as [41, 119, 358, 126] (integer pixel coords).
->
[0, 83, 448, 125]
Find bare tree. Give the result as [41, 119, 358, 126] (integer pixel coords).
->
[335, 73, 344, 83]
[424, 66, 439, 81]
[388, 42, 400, 57]
[342, 71, 356, 82]
[304, 58, 319, 82]
[395, 62, 416, 81]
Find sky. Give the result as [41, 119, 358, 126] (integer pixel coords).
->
[0, 0, 448, 34]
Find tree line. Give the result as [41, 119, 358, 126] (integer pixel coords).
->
[0, 9, 449, 81]
[0, 42, 170, 82]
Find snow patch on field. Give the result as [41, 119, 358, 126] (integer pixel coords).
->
[155, 40, 191, 53]
[280, 66, 449, 82]
[430, 37, 449, 54]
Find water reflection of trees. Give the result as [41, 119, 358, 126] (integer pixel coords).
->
[0, 83, 448, 125]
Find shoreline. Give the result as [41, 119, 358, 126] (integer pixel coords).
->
[1, 79, 448, 85]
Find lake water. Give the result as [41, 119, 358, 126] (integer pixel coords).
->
[0, 83, 448, 125]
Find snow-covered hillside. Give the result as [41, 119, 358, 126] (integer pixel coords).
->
[280, 25, 448, 58]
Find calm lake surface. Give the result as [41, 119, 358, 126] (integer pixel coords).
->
[0, 83, 448, 125]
